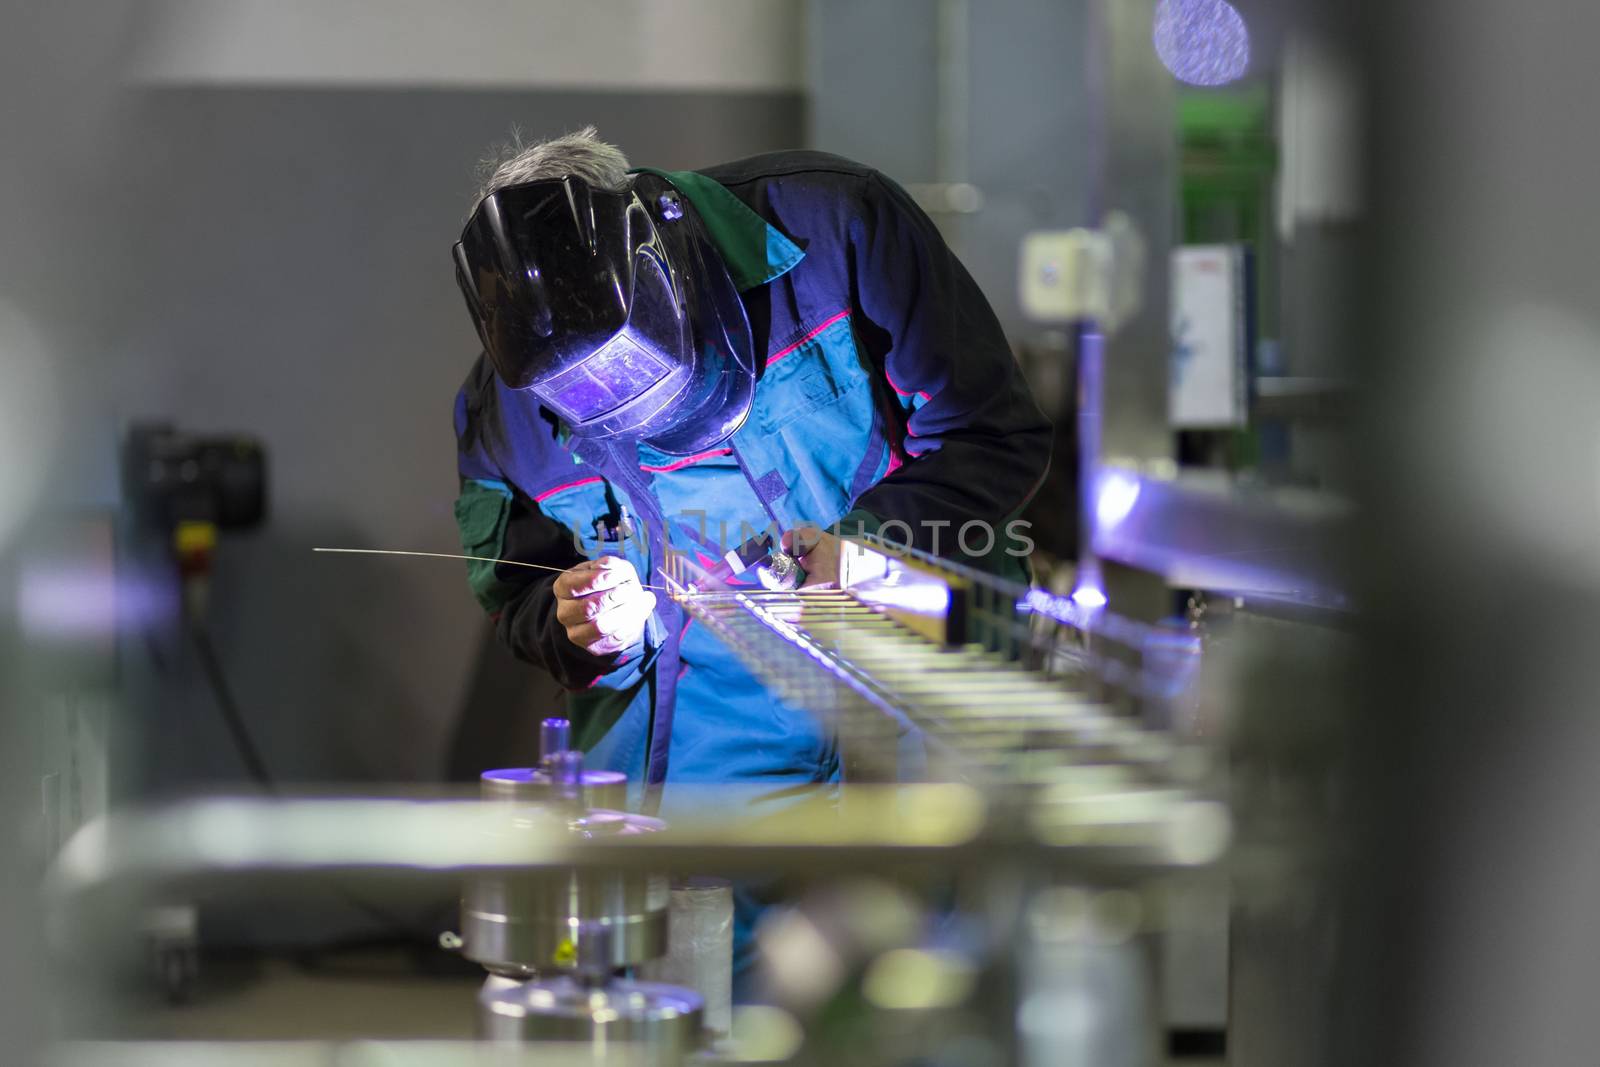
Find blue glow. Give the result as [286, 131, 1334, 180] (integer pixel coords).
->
[1019, 586, 1097, 627]
[1019, 587, 1073, 622]
[1095, 470, 1142, 531]
[1153, 0, 1250, 87]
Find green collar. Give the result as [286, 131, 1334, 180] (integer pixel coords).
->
[631, 167, 805, 292]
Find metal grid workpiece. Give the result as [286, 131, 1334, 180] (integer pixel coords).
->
[662, 534, 1205, 791]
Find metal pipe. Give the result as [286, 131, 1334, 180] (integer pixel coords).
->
[42, 788, 1225, 898]
[540, 717, 573, 764]
[549, 750, 586, 811]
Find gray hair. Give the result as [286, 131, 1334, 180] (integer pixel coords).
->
[475, 125, 631, 202]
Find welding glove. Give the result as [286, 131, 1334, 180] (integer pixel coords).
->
[553, 555, 658, 656]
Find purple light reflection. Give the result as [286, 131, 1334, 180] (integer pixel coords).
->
[18, 564, 172, 640]
[1095, 470, 1142, 531]
[1153, 0, 1250, 87]
[1018, 586, 1102, 629]
[848, 570, 952, 618]
[18, 566, 117, 638]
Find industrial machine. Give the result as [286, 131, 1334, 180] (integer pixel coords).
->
[455, 717, 707, 1063]
[664, 535, 1210, 799]
[43, 528, 1241, 1065]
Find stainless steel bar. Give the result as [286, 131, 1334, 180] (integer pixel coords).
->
[45, 790, 1226, 900]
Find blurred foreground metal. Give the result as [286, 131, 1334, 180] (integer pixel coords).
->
[48, 784, 1225, 897]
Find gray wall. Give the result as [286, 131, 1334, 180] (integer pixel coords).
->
[808, 0, 1097, 340]
[102, 89, 802, 794]
[807, 0, 1099, 556]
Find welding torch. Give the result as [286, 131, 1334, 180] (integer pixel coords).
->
[692, 531, 808, 592]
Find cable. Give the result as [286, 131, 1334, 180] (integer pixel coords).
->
[183, 611, 433, 946]
[186, 619, 275, 791]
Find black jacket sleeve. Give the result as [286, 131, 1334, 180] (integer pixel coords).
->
[453, 382, 650, 692]
[845, 172, 1053, 553]
[497, 491, 648, 691]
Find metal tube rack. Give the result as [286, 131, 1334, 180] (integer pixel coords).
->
[662, 534, 1205, 790]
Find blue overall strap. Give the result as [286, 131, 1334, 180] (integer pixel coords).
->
[640, 516, 682, 815]
[729, 252, 837, 536]
[573, 439, 681, 815]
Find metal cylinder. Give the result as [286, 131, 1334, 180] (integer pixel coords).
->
[549, 749, 586, 810]
[480, 972, 523, 1000]
[479, 766, 628, 812]
[479, 767, 548, 804]
[638, 877, 735, 1038]
[461, 806, 670, 977]
[479, 976, 704, 1065]
[540, 716, 572, 763]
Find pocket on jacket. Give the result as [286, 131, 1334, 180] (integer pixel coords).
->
[454, 480, 513, 611]
[755, 314, 865, 434]
[455, 481, 510, 552]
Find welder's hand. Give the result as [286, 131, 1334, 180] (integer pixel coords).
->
[782, 525, 841, 589]
[553, 556, 657, 656]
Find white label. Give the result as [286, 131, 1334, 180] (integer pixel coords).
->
[1170, 245, 1248, 429]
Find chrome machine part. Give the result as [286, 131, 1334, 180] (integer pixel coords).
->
[547, 749, 588, 812]
[480, 716, 629, 811]
[637, 877, 735, 1039]
[540, 717, 573, 764]
[479, 976, 704, 1066]
[479, 766, 629, 812]
[461, 810, 671, 977]
[461, 719, 670, 978]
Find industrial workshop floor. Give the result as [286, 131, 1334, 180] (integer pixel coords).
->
[123, 947, 480, 1041]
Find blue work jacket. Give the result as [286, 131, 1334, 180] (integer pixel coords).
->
[452, 151, 1050, 807]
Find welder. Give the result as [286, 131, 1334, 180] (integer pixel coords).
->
[449, 127, 1050, 989]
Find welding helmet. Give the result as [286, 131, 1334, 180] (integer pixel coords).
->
[453, 174, 755, 455]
